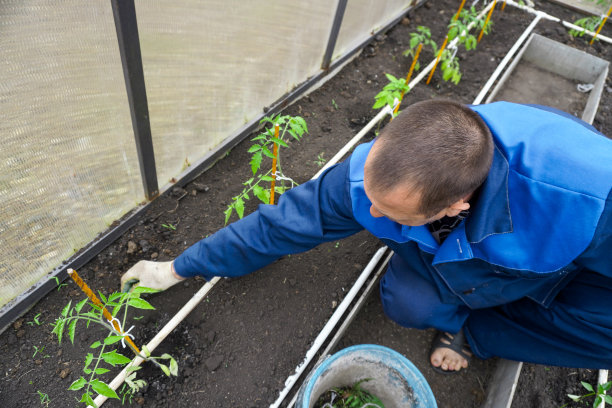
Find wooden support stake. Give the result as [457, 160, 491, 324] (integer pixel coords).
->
[454, 0, 467, 21]
[68, 269, 141, 356]
[591, 5, 612, 45]
[269, 124, 280, 205]
[478, 0, 497, 43]
[501, 0, 507, 11]
[393, 43, 423, 117]
[426, 36, 448, 84]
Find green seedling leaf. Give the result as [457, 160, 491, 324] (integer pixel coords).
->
[235, 198, 245, 219]
[253, 185, 269, 204]
[104, 335, 124, 345]
[74, 298, 88, 313]
[372, 98, 387, 109]
[582, 381, 594, 392]
[80, 392, 98, 408]
[90, 341, 102, 349]
[224, 207, 233, 225]
[91, 379, 119, 399]
[270, 137, 289, 147]
[262, 146, 275, 159]
[605, 395, 612, 404]
[159, 363, 170, 376]
[69, 377, 87, 391]
[69, 319, 77, 344]
[261, 175, 274, 182]
[127, 297, 155, 310]
[247, 144, 261, 153]
[94, 368, 110, 375]
[250, 151, 262, 175]
[52, 318, 65, 344]
[384, 73, 398, 82]
[594, 395, 603, 407]
[169, 358, 178, 376]
[101, 350, 131, 366]
[142, 345, 151, 358]
[61, 301, 72, 318]
[84, 353, 94, 369]
[132, 286, 160, 295]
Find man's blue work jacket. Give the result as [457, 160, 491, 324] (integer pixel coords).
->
[174, 102, 612, 311]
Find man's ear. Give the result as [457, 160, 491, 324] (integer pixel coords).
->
[445, 200, 470, 217]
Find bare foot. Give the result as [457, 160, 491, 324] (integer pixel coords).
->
[430, 331, 472, 372]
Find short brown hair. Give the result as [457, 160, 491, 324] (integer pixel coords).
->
[365, 100, 493, 217]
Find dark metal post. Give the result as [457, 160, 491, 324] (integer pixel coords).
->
[111, 0, 159, 200]
[321, 0, 348, 71]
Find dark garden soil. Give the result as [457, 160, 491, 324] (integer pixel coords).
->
[1, 1, 611, 407]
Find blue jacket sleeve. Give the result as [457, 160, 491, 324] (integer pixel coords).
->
[173, 159, 363, 280]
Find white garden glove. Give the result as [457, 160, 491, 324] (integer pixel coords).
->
[121, 260, 185, 292]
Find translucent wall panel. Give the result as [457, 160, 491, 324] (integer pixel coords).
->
[0, 1, 143, 307]
[134, 1, 337, 185]
[334, 0, 415, 60]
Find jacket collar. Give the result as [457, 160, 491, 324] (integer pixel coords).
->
[465, 144, 513, 243]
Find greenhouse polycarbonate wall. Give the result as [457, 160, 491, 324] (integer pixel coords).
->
[0, 1, 143, 308]
[135, 0, 337, 185]
[0, 0, 417, 311]
[335, 0, 416, 59]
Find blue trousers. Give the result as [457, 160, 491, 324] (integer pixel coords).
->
[379, 254, 612, 369]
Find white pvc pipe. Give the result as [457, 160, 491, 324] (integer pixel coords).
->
[269, 246, 389, 408]
[598, 370, 609, 408]
[473, 13, 543, 105]
[90, 277, 220, 408]
[505, 0, 612, 45]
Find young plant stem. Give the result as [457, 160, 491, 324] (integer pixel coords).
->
[393, 42, 422, 117]
[87, 342, 109, 396]
[591, 4, 612, 44]
[269, 123, 280, 205]
[67, 269, 141, 358]
[478, 0, 497, 43]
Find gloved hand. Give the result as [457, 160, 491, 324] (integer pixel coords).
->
[120, 260, 185, 292]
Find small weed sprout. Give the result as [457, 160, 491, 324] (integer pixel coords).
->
[314, 153, 327, 167]
[224, 114, 308, 224]
[332, 99, 339, 110]
[37, 391, 51, 407]
[32, 345, 50, 358]
[50, 276, 68, 291]
[372, 73, 409, 112]
[563, 380, 612, 407]
[27, 313, 42, 326]
[161, 223, 176, 231]
[52, 286, 178, 407]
